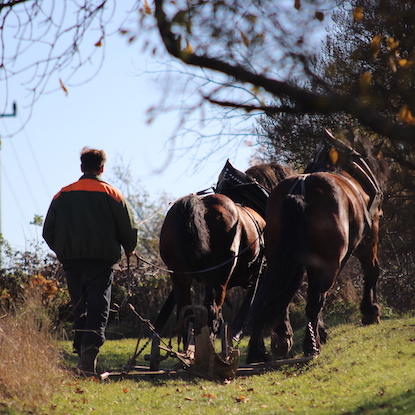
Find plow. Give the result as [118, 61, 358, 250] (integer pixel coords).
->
[100, 302, 315, 382]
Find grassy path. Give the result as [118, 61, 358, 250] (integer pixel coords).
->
[46, 317, 415, 415]
[6, 317, 415, 415]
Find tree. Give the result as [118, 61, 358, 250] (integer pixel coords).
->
[255, 0, 415, 312]
[147, 0, 415, 153]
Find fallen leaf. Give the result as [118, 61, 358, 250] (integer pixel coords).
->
[185, 397, 195, 401]
[235, 395, 250, 403]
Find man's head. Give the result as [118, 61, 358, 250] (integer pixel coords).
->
[80, 147, 107, 175]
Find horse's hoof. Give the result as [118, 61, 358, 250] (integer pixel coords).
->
[270, 336, 293, 359]
[362, 316, 381, 325]
[246, 351, 271, 364]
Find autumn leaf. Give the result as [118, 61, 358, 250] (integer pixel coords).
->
[143, 0, 151, 14]
[239, 30, 249, 47]
[59, 79, 68, 96]
[359, 71, 372, 93]
[386, 37, 399, 51]
[398, 105, 415, 125]
[353, 6, 363, 21]
[370, 35, 382, 62]
[94, 36, 103, 47]
[315, 11, 324, 21]
[234, 395, 250, 403]
[398, 59, 414, 69]
[184, 40, 193, 54]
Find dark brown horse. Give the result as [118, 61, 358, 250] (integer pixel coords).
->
[246, 132, 388, 363]
[159, 161, 294, 340]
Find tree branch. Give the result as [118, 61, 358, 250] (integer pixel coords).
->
[154, 0, 415, 143]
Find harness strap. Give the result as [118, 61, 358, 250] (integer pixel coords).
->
[288, 174, 309, 195]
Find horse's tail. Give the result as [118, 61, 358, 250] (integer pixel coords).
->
[251, 193, 308, 328]
[174, 195, 210, 267]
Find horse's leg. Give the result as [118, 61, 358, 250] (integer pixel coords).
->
[303, 265, 338, 356]
[270, 307, 294, 358]
[246, 321, 270, 363]
[355, 245, 381, 325]
[172, 273, 192, 345]
[271, 307, 294, 358]
[204, 280, 228, 336]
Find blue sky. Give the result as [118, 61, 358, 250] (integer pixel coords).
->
[0, 33, 255, 252]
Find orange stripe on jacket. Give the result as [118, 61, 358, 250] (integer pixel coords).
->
[53, 179, 123, 203]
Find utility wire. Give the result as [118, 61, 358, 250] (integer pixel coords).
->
[1, 162, 35, 242]
[3, 122, 41, 213]
[18, 113, 51, 197]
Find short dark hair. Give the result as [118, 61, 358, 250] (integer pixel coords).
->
[80, 147, 107, 173]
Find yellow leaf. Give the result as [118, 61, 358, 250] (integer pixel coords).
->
[398, 59, 414, 68]
[329, 148, 339, 165]
[370, 35, 382, 62]
[398, 105, 415, 125]
[359, 71, 372, 93]
[143, 0, 151, 14]
[59, 79, 68, 96]
[386, 37, 399, 51]
[353, 6, 363, 21]
[184, 41, 193, 54]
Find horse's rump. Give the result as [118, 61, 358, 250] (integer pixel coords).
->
[252, 187, 308, 327]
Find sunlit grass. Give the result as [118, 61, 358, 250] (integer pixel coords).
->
[53, 318, 415, 415]
[2, 297, 415, 415]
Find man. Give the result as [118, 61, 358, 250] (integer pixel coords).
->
[43, 147, 138, 376]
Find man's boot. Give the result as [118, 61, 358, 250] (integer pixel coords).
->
[77, 345, 99, 377]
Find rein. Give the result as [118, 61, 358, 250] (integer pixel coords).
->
[127, 189, 265, 276]
[136, 228, 264, 276]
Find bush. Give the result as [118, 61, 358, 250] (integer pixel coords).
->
[0, 292, 67, 412]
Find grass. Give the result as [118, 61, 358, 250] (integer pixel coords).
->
[1, 305, 415, 414]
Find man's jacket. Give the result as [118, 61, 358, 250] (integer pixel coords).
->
[43, 174, 138, 264]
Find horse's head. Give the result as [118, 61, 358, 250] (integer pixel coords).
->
[306, 129, 388, 217]
[245, 162, 295, 193]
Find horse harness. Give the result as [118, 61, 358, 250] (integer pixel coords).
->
[287, 172, 377, 229]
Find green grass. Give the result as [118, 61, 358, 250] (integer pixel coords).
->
[36, 317, 415, 415]
[1, 317, 413, 414]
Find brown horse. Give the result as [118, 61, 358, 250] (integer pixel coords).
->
[159, 161, 294, 340]
[246, 132, 388, 363]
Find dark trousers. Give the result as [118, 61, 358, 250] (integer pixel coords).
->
[64, 262, 113, 354]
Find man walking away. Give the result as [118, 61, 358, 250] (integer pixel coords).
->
[43, 147, 138, 377]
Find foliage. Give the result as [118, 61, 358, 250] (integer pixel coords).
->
[255, 0, 415, 314]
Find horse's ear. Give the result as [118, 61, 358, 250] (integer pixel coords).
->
[329, 147, 339, 165]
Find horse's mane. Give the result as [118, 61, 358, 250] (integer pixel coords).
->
[305, 131, 389, 193]
[245, 163, 295, 193]
[353, 137, 389, 192]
